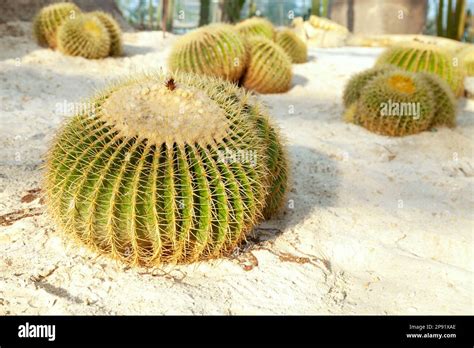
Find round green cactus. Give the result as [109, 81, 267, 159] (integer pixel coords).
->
[275, 29, 307, 64]
[45, 72, 288, 265]
[343, 65, 396, 108]
[168, 24, 247, 82]
[33, 2, 81, 48]
[456, 45, 474, 77]
[57, 13, 111, 59]
[236, 17, 274, 39]
[90, 11, 123, 56]
[418, 73, 457, 128]
[375, 43, 465, 97]
[353, 71, 435, 136]
[242, 37, 292, 94]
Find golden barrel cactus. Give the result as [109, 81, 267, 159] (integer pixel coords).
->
[242, 37, 293, 94]
[44, 73, 288, 265]
[168, 24, 247, 82]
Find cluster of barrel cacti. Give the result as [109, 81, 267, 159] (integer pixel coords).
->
[342, 66, 457, 136]
[375, 42, 465, 97]
[45, 72, 289, 266]
[168, 17, 308, 94]
[33, 2, 122, 59]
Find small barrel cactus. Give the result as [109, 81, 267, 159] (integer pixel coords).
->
[242, 37, 292, 94]
[456, 45, 474, 77]
[236, 17, 274, 39]
[375, 43, 465, 97]
[33, 2, 81, 48]
[168, 24, 247, 82]
[275, 29, 308, 64]
[57, 13, 111, 59]
[90, 11, 123, 56]
[45, 72, 288, 265]
[352, 71, 435, 136]
[342, 65, 396, 108]
[418, 73, 457, 128]
[309, 15, 349, 34]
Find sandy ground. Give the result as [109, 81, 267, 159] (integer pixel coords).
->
[0, 21, 473, 315]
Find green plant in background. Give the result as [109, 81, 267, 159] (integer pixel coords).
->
[33, 2, 81, 48]
[437, 0, 467, 41]
[242, 36, 293, 94]
[57, 13, 111, 59]
[311, 0, 330, 18]
[90, 11, 123, 56]
[199, 0, 210, 26]
[168, 24, 247, 82]
[236, 17, 274, 39]
[375, 42, 465, 97]
[275, 29, 308, 63]
[45, 72, 287, 265]
[248, 0, 258, 18]
[222, 0, 246, 23]
[350, 71, 435, 136]
[418, 72, 457, 127]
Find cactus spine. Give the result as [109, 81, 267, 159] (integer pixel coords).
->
[57, 13, 111, 59]
[90, 11, 123, 56]
[236, 17, 274, 39]
[168, 24, 247, 82]
[419, 73, 457, 127]
[351, 71, 435, 136]
[45, 73, 288, 265]
[242, 37, 292, 94]
[375, 43, 465, 97]
[275, 29, 308, 64]
[33, 2, 81, 48]
[343, 65, 396, 108]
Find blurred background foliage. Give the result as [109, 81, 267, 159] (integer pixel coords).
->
[115, 0, 473, 42]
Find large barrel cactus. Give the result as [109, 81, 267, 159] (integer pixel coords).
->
[33, 2, 81, 48]
[236, 17, 274, 39]
[168, 24, 247, 82]
[45, 73, 288, 265]
[90, 11, 123, 56]
[242, 37, 293, 94]
[57, 13, 111, 59]
[375, 43, 465, 97]
[275, 29, 308, 64]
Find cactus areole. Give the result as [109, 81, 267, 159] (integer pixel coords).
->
[45, 73, 288, 266]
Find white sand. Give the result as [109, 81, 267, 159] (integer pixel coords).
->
[0, 22, 472, 315]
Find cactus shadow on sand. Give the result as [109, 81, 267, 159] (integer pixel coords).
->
[122, 43, 155, 57]
[292, 73, 310, 87]
[250, 145, 339, 244]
